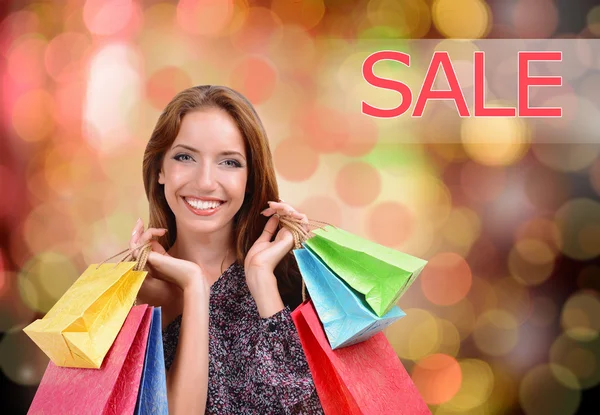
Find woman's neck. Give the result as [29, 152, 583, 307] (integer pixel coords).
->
[168, 223, 236, 273]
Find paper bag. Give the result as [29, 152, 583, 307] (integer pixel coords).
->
[294, 247, 405, 349]
[291, 301, 431, 415]
[28, 305, 153, 415]
[304, 226, 427, 317]
[23, 262, 147, 368]
[134, 307, 168, 415]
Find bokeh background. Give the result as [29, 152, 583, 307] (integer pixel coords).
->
[1, 0, 600, 414]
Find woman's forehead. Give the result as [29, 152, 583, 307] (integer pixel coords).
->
[173, 108, 245, 154]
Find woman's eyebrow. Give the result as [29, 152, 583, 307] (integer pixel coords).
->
[172, 144, 246, 161]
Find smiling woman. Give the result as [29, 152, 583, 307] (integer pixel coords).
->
[130, 85, 323, 414]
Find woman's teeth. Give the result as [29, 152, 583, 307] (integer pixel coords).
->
[184, 198, 223, 210]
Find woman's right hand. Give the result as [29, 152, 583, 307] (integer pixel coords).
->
[130, 219, 207, 296]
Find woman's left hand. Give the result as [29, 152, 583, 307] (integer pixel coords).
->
[245, 200, 309, 284]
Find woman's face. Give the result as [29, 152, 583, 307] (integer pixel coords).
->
[159, 107, 248, 235]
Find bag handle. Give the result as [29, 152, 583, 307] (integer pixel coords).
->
[95, 242, 153, 271]
[278, 215, 336, 302]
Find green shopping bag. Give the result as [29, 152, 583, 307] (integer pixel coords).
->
[304, 225, 427, 317]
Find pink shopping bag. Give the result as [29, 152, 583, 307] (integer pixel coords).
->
[28, 305, 153, 415]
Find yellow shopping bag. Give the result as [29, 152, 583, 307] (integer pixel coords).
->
[23, 244, 151, 369]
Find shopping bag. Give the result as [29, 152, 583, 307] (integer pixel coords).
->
[28, 304, 153, 415]
[304, 226, 427, 317]
[294, 247, 405, 349]
[291, 300, 430, 415]
[23, 246, 150, 368]
[134, 307, 168, 415]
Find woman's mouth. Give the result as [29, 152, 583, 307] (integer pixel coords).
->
[182, 197, 225, 216]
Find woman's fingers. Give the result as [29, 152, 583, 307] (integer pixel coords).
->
[129, 219, 167, 260]
[262, 201, 309, 231]
[256, 215, 280, 243]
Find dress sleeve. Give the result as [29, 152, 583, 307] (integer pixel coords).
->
[251, 305, 325, 414]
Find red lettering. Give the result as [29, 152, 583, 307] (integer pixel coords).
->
[474, 51, 516, 117]
[413, 52, 470, 117]
[361, 51, 412, 118]
[518, 51, 562, 117]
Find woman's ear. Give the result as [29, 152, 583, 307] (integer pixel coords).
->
[158, 169, 165, 185]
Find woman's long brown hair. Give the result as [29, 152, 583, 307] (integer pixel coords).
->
[142, 85, 305, 310]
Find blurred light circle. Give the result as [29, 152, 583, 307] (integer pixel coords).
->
[385, 308, 441, 361]
[292, 106, 349, 154]
[550, 333, 600, 390]
[176, 0, 235, 36]
[487, 363, 519, 412]
[528, 296, 558, 327]
[432, 0, 491, 39]
[508, 239, 555, 286]
[473, 309, 519, 356]
[467, 275, 498, 316]
[338, 114, 379, 157]
[461, 114, 530, 166]
[445, 359, 494, 411]
[397, 173, 452, 229]
[532, 144, 600, 174]
[440, 207, 481, 256]
[335, 162, 381, 207]
[18, 252, 78, 313]
[366, 0, 431, 39]
[515, 217, 562, 255]
[460, 162, 507, 204]
[561, 291, 600, 341]
[524, 164, 572, 212]
[273, 138, 319, 181]
[520, 364, 581, 415]
[146, 66, 193, 110]
[229, 56, 278, 104]
[366, 201, 414, 247]
[271, 0, 325, 31]
[555, 198, 600, 261]
[512, 0, 559, 38]
[443, 298, 477, 340]
[421, 252, 472, 306]
[412, 353, 462, 405]
[230, 7, 283, 53]
[297, 195, 342, 228]
[268, 26, 315, 73]
[11, 89, 56, 142]
[6, 35, 47, 87]
[0, 327, 49, 385]
[83, 0, 134, 36]
[586, 6, 600, 36]
[44, 32, 90, 83]
[436, 319, 461, 357]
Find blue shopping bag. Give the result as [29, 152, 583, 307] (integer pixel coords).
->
[294, 246, 405, 349]
[134, 307, 168, 415]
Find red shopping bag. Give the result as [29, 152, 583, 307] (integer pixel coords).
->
[291, 300, 430, 415]
[28, 305, 153, 415]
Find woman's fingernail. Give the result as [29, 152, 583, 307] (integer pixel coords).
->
[132, 229, 137, 236]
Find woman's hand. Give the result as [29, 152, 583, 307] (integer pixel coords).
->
[246, 201, 308, 273]
[130, 219, 207, 295]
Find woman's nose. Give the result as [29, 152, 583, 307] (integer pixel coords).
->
[196, 164, 218, 190]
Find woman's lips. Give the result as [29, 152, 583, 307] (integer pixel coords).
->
[182, 197, 225, 216]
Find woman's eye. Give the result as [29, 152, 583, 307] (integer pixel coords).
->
[222, 159, 242, 168]
[174, 154, 193, 162]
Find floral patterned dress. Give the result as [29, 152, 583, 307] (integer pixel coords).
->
[162, 262, 325, 414]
